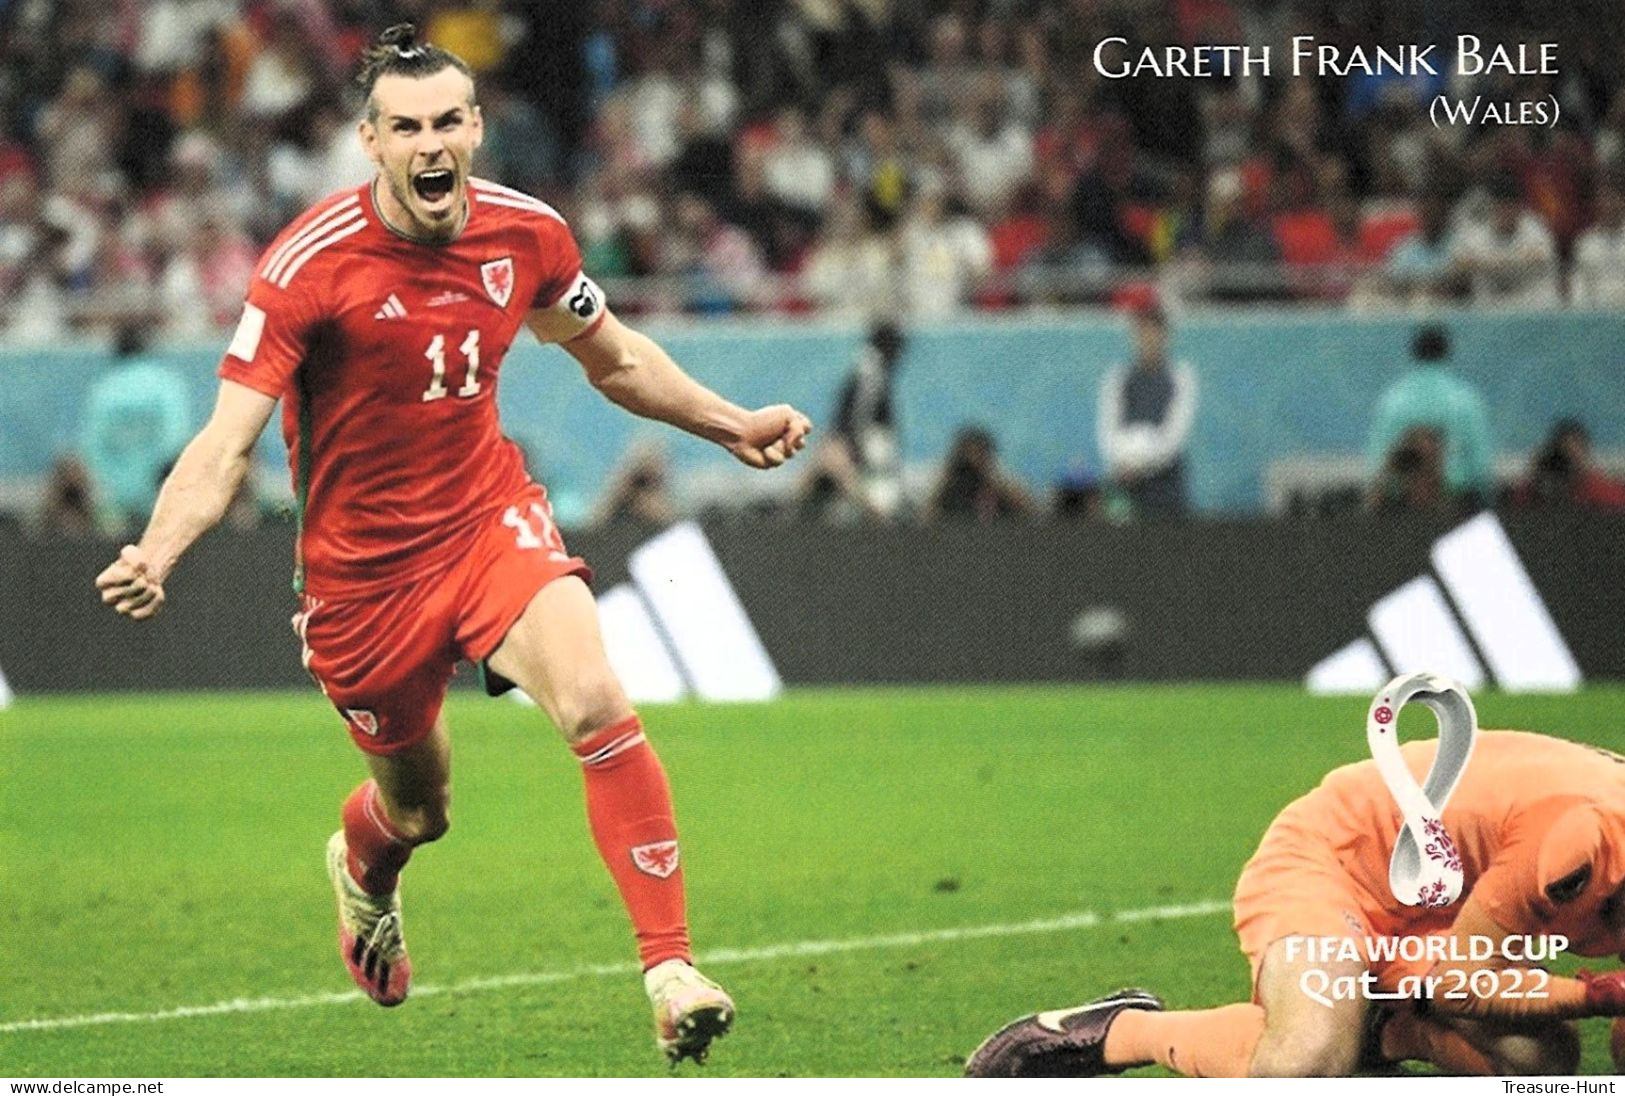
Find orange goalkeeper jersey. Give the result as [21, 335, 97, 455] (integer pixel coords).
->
[1268, 730, 1625, 957]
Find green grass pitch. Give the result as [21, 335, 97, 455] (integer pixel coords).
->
[2, 685, 1622, 1077]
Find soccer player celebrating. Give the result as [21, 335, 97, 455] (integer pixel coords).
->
[966, 726, 1625, 1076]
[94, 24, 812, 1065]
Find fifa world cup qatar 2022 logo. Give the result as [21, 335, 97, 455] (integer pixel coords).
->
[1366, 672, 1479, 909]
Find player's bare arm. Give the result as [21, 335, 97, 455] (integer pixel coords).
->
[95, 380, 276, 619]
[1415, 884, 1625, 1022]
[541, 308, 812, 469]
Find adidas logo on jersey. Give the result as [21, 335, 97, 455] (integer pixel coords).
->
[374, 294, 407, 320]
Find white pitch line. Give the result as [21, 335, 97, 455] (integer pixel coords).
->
[0, 899, 1229, 1035]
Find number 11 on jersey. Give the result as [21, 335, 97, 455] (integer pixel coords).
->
[422, 329, 482, 401]
[503, 502, 568, 560]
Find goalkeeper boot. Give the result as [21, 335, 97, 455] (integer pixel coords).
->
[326, 830, 412, 1006]
[965, 987, 1164, 1077]
[644, 959, 734, 1065]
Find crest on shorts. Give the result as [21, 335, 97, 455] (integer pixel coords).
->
[481, 257, 515, 307]
[344, 708, 380, 737]
[630, 840, 680, 879]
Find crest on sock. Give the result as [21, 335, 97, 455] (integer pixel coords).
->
[630, 840, 680, 878]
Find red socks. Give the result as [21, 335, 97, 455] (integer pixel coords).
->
[341, 716, 691, 970]
[571, 715, 691, 969]
[341, 780, 413, 895]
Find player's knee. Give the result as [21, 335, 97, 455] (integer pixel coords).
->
[1249, 1027, 1360, 1078]
[1484, 1022, 1579, 1075]
[554, 679, 634, 744]
[389, 797, 451, 845]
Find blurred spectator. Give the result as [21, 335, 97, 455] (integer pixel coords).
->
[1, 2, 1622, 324]
[1366, 325, 1494, 506]
[1019, 197, 1112, 305]
[849, 110, 913, 232]
[1001, 19, 1048, 129]
[1570, 174, 1625, 308]
[802, 194, 897, 320]
[1190, 168, 1279, 300]
[0, 173, 51, 329]
[1598, 87, 1625, 172]
[479, 84, 563, 195]
[1511, 128, 1593, 252]
[1383, 187, 1463, 306]
[141, 132, 226, 252]
[762, 105, 835, 217]
[1068, 160, 1148, 269]
[591, 442, 677, 528]
[619, 35, 686, 169]
[158, 201, 258, 337]
[943, 73, 1034, 219]
[36, 455, 100, 538]
[1198, 78, 1255, 170]
[266, 102, 375, 214]
[1448, 175, 1561, 308]
[2, 204, 77, 344]
[1368, 426, 1455, 515]
[664, 193, 769, 313]
[426, 2, 510, 74]
[898, 184, 993, 318]
[238, 10, 328, 121]
[795, 436, 886, 524]
[1511, 419, 1625, 510]
[1034, 84, 1124, 186]
[135, 0, 240, 75]
[667, 98, 735, 216]
[1097, 306, 1197, 517]
[36, 65, 121, 192]
[1053, 463, 1112, 521]
[80, 199, 157, 328]
[912, 12, 977, 130]
[830, 320, 906, 517]
[80, 324, 195, 529]
[729, 143, 819, 273]
[927, 427, 1035, 521]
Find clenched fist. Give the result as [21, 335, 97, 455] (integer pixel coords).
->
[728, 404, 813, 469]
[96, 544, 166, 620]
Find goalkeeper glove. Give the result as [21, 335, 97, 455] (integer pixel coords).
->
[1580, 969, 1625, 1015]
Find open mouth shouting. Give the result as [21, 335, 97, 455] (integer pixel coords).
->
[411, 167, 458, 210]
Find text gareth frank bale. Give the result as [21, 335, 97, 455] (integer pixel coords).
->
[1092, 36, 1557, 80]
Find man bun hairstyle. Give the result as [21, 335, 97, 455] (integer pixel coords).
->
[357, 23, 476, 119]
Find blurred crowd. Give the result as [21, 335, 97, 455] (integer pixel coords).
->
[5, 0, 1625, 340]
[29, 311, 1625, 541]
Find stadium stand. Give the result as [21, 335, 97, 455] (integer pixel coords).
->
[4, 0, 1625, 332]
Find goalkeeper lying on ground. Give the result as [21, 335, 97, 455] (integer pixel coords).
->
[967, 725, 1625, 1076]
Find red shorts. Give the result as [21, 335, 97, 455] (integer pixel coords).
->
[293, 483, 591, 754]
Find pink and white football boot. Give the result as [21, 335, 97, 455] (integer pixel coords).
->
[326, 831, 412, 1006]
[644, 959, 735, 1064]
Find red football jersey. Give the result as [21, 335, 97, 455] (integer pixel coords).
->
[219, 179, 606, 596]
